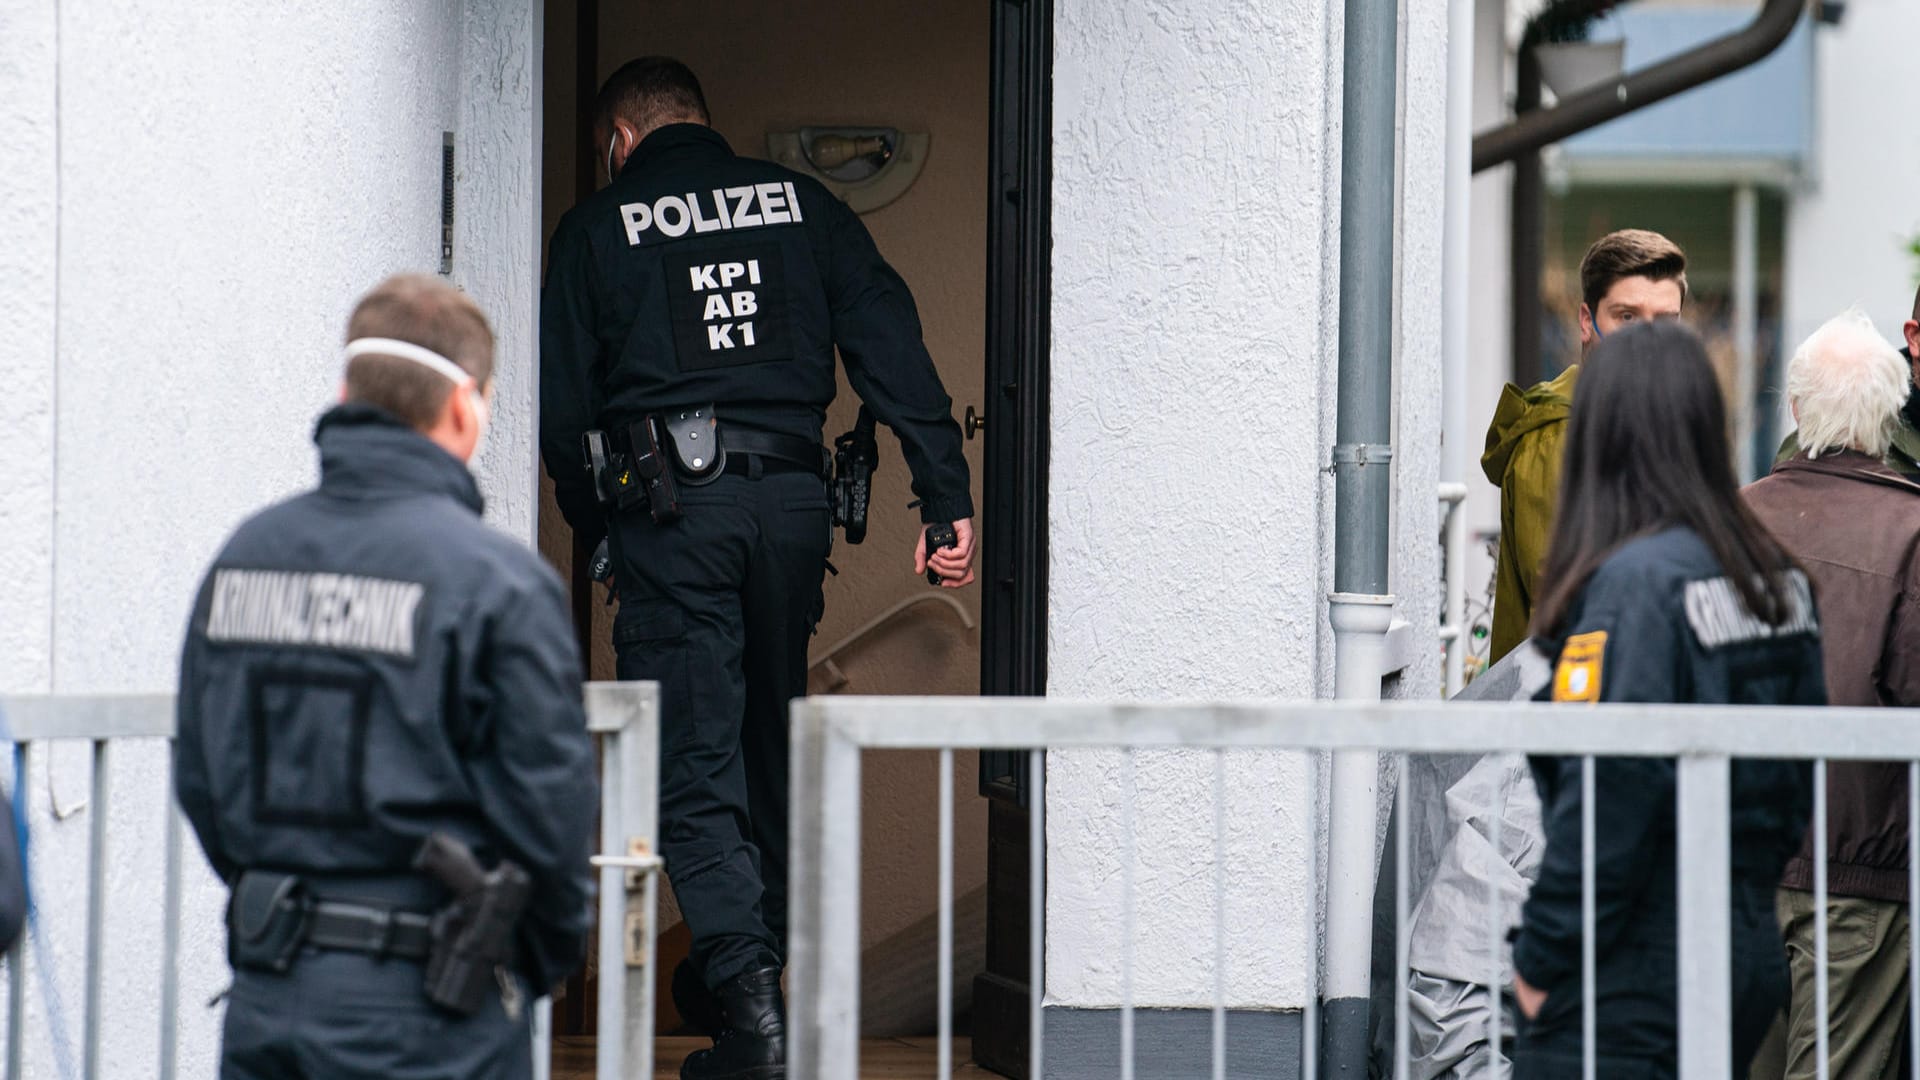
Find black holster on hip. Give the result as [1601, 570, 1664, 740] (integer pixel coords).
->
[414, 833, 533, 1015]
[832, 406, 879, 544]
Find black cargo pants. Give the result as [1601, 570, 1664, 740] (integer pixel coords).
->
[609, 465, 832, 990]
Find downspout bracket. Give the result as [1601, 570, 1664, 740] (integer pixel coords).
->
[1330, 443, 1396, 466]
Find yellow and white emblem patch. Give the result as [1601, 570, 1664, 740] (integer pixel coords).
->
[1552, 630, 1607, 703]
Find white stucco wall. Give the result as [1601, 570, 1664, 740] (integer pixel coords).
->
[1462, 0, 1513, 642]
[0, 0, 57, 702]
[0, 2, 537, 1073]
[1046, 0, 1449, 1011]
[1782, 0, 1920, 361]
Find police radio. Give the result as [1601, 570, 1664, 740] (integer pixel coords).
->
[832, 407, 880, 544]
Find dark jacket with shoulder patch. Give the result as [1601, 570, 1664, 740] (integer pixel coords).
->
[1745, 450, 1920, 900]
[174, 405, 597, 991]
[1513, 528, 1822, 1057]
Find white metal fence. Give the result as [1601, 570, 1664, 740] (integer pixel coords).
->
[0, 681, 660, 1080]
[788, 695, 1913, 1080]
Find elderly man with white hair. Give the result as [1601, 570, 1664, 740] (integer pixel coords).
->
[1745, 307, 1920, 1080]
[1776, 283, 1920, 474]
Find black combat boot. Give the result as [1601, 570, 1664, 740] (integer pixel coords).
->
[679, 967, 785, 1080]
[672, 959, 725, 1038]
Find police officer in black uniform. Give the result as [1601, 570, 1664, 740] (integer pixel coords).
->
[176, 275, 597, 1080]
[540, 58, 976, 1079]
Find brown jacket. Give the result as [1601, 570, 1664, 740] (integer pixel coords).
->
[1744, 451, 1920, 900]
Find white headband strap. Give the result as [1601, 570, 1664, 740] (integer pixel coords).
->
[343, 337, 473, 386]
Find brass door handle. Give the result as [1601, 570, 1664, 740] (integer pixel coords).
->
[965, 406, 985, 440]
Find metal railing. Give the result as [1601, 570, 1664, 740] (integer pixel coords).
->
[789, 695, 1908, 1080]
[1438, 482, 1469, 697]
[0, 681, 659, 1080]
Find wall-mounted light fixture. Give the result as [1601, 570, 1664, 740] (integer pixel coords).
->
[767, 126, 930, 214]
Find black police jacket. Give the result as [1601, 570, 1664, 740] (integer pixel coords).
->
[540, 122, 973, 543]
[174, 405, 598, 991]
[1512, 527, 1821, 1032]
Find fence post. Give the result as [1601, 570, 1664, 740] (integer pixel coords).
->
[788, 699, 864, 1080]
[1675, 754, 1732, 1077]
[587, 681, 661, 1080]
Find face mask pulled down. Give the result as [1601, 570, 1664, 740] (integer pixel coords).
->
[342, 338, 490, 467]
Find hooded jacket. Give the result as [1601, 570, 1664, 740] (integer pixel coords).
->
[1481, 363, 1580, 663]
[1745, 450, 1920, 900]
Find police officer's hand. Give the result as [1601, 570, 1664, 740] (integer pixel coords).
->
[1513, 972, 1547, 1020]
[916, 518, 977, 589]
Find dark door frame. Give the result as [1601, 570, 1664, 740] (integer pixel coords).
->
[552, 0, 1053, 1060]
[973, 0, 1051, 1074]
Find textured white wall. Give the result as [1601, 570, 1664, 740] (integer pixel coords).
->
[1391, 0, 1449, 704]
[0, 2, 536, 1073]
[1783, 0, 1920, 359]
[0, 1, 57, 702]
[1046, 0, 1448, 1010]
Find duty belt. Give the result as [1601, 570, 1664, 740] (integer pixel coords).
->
[304, 900, 435, 961]
[720, 428, 832, 479]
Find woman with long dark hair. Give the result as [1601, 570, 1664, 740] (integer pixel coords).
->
[1508, 320, 1823, 1077]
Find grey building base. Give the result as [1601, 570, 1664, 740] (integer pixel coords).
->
[1040, 1006, 1304, 1079]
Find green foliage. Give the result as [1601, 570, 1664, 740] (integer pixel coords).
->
[1907, 230, 1920, 286]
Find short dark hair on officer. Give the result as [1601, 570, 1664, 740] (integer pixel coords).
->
[595, 56, 709, 140]
[343, 274, 494, 429]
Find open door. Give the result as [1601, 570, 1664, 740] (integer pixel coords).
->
[972, 0, 1052, 1075]
[538, 0, 1049, 1072]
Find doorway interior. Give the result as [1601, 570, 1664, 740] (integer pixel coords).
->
[533, 0, 1050, 1075]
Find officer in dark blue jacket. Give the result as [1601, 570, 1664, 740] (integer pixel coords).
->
[1507, 321, 1821, 1077]
[540, 57, 976, 1079]
[176, 275, 597, 1080]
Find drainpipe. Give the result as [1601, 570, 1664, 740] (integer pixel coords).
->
[1510, 47, 1546, 386]
[1323, 0, 1398, 1067]
[1441, 0, 1474, 698]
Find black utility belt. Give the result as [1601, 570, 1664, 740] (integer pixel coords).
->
[228, 835, 532, 1017]
[583, 406, 827, 525]
[306, 900, 435, 959]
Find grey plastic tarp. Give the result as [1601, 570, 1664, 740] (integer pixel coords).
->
[1369, 645, 1551, 1079]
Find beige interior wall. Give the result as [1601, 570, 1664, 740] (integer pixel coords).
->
[539, 0, 992, 1017]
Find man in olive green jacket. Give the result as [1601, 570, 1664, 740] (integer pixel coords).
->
[1481, 229, 1688, 663]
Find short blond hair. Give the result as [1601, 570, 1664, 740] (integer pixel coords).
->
[1787, 307, 1909, 460]
[343, 275, 494, 429]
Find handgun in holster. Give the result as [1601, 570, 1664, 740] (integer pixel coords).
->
[832, 406, 880, 544]
[414, 833, 532, 1016]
